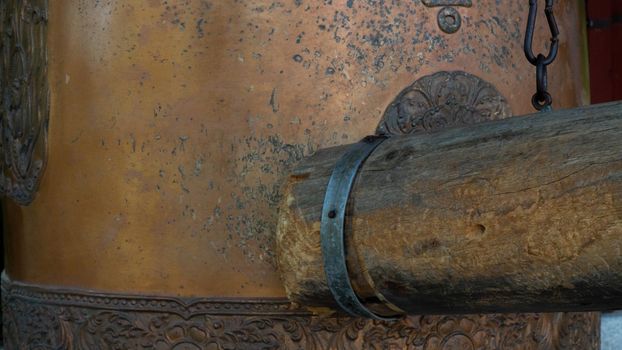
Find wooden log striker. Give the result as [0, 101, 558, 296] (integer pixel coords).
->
[277, 101, 622, 316]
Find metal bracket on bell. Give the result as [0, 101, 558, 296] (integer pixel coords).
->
[320, 135, 405, 320]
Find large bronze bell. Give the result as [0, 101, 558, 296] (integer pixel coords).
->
[0, 0, 602, 348]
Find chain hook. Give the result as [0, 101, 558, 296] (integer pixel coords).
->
[524, 0, 559, 111]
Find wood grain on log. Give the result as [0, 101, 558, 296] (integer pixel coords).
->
[277, 101, 622, 315]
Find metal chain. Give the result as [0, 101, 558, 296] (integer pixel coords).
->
[524, 0, 559, 112]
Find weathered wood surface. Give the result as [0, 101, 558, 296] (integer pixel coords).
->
[277, 101, 622, 315]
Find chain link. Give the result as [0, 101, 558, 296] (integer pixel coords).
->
[524, 0, 559, 111]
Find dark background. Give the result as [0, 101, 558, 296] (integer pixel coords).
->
[587, 0, 622, 103]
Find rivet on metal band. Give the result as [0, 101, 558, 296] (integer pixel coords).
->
[320, 135, 403, 320]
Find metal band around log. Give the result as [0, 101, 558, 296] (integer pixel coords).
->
[320, 135, 403, 320]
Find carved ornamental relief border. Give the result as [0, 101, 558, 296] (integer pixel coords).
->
[2, 275, 599, 349]
[0, 0, 49, 205]
[377, 71, 512, 136]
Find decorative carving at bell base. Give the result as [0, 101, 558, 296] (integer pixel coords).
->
[1, 275, 600, 349]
